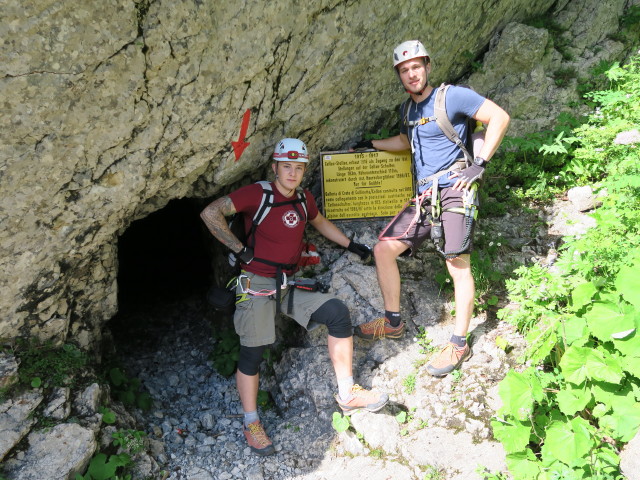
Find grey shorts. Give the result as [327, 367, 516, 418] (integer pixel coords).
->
[233, 271, 332, 347]
[378, 187, 475, 257]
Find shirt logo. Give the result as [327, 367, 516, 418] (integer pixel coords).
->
[282, 210, 300, 228]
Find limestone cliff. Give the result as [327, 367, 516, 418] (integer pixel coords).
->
[0, 0, 632, 348]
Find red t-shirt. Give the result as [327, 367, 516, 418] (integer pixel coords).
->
[228, 182, 319, 277]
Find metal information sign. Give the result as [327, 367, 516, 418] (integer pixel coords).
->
[320, 150, 414, 220]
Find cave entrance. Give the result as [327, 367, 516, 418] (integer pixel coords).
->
[108, 198, 220, 353]
[116, 198, 212, 311]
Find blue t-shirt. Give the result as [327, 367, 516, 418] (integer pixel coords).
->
[399, 85, 485, 191]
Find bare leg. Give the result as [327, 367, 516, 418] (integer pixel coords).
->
[236, 370, 259, 413]
[327, 335, 353, 379]
[446, 254, 475, 336]
[373, 240, 410, 311]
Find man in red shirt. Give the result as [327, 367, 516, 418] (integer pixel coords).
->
[201, 138, 388, 456]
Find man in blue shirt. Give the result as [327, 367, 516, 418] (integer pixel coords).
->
[354, 40, 510, 376]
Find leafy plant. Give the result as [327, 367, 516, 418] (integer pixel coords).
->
[403, 373, 416, 394]
[492, 54, 640, 479]
[14, 341, 88, 390]
[112, 429, 146, 455]
[107, 367, 152, 411]
[210, 328, 240, 377]
[332, 412, 350, 433]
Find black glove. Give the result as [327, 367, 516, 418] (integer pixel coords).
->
[347, 241, 372, 261]
[353, 139, 374, 150]
[236, 246, 254, 264]
[456, 164, 485, 186]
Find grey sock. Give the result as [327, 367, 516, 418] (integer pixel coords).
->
[450, 334, 467, 348]
[244, 410, 259, 427]
[337, 376, 354, 401]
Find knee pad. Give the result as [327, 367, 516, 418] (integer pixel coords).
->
[310, 298, 352, 338]
[237, 344, 267, 376]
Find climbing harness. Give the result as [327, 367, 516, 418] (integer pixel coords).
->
[400, 83, 484, 259]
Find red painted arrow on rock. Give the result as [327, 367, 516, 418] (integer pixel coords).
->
[231, 108, 251, 161]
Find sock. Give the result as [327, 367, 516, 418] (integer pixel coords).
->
[337, 376, 354, 401]
[385, 311, 402, 327]
[450, 334, 467, 348]
[243, 410, 259, 427]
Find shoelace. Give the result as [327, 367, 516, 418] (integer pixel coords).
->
[369, 318, 388, 339]
[247, 423, 270, 447]
[437, 343, 466, 362]
[349, 384, 374, 400]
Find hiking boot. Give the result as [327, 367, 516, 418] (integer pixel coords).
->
[243, 420, 275, 456]
[426, 342, 472, 377]
[354, 317, 405, 340]
[335, 384, 389, 416]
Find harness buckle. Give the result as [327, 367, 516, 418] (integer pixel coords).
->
[418, 117, 429, 125]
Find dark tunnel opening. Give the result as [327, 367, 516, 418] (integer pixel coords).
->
[115, 198, 212, 311]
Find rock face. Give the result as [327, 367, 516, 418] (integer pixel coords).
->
[0, 0, 633, 348]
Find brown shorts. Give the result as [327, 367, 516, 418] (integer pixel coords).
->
[378, 187, 475, 257]
[233, 271, 332, 347]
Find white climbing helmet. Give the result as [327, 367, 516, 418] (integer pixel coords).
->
[272, 138, 309, 163]
[393, 40, 430, 68]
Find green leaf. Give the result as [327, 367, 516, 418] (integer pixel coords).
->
[332, 412, 350, 433]
[109, 368, 126, 387]
[560, 345, 623, 385]
[498, 370, 543, 421]
[395, 411, 407, 424]
[615, 260, 640, 308]
[612, 332, 640, 376]
[505, 449, 541, 480]
[556, 386, 591, 415]
[31, 377, 42, 388]
[570, 281, 597, 312]
[592, 402, 609, 418]
[599, 399, 640, 441]
[87, 453, 119, 480]
[491, 418, 531, 453]
[585, 300, 635, 342]
[541, 417, 594, 466]
[100, 408, 116, 425]
[560, 317, 588, 346]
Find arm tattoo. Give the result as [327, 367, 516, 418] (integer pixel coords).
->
[200, 196, 244, 252]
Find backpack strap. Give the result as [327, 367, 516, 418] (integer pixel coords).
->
[434, 83, 473, 165]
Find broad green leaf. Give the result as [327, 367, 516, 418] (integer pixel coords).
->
[524, 323, 558, 364]
[556, 386, 591, 415]
[491, 418, 531, 453]
[612, 333, 640, 376]
[560, 345, 623, 385]
[109, 367, 126, 387]
[592, 445, 621, 477]
[87, 453, 119, 480]
[559, 346, 591, 384]
[498, 370, 543, 421]
[505, 449, 541, 480]
[332, 412, 350, 433]
[592, 402, 610, 418]
[585, 301, 635, 342]
[559, 317, 588, 346]
[599, 400, 640, 441]
[591, 381, 633, 407]
[542, 418, 594, 466]
[615, 261, 640, 308]
[570, 281, 597, 312]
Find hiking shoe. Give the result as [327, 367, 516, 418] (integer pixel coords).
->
[335, 384, 389, 415]
[426, 342, 472, 377]
[243, 420, 275, 456]
[354, 317, 405, 340]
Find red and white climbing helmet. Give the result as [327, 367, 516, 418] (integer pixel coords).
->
[273, 138, 309, 163]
